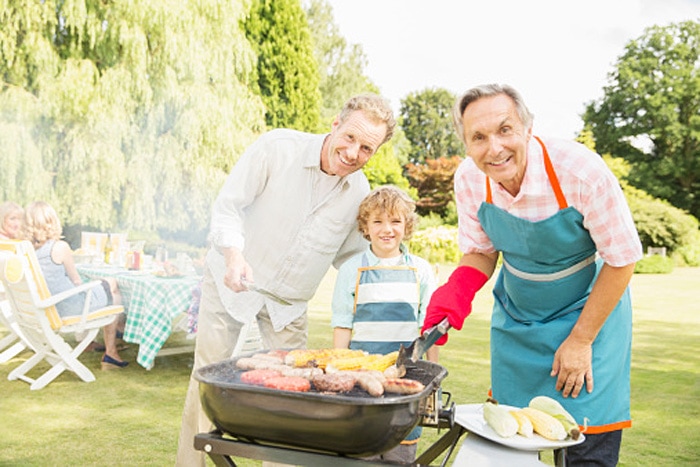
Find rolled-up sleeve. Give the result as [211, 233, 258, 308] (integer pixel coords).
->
[208, 136, 270, 251]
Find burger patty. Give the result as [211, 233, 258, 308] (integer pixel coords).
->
[311, 373, 356, 393]
[263, 375, 311, 392]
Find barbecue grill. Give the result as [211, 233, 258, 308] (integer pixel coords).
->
[194, 353, 466, 466]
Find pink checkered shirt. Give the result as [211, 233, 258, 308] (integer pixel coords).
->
[455, 136, 643, 267]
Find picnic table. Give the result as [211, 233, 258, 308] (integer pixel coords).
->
[77, 264, 201, 369]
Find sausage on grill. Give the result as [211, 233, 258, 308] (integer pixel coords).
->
[240, 369, 283, 385]
[251, 353, 285, 365]
[343, 371, 384, 397]
[236, 357, 280, 370]
[384, 364, 406, 379]
[281, 366, 324, 379]
[382, 378, 425, 395]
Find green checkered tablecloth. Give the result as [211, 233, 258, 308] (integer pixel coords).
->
[77, 265, 201, 369]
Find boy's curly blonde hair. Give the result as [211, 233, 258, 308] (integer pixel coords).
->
[23, 201, 63, 247]
[357, 185, 418, 242]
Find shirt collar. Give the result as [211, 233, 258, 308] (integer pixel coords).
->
[491, 137, 546, 201]
[364, 244, 411, 266]
[303, 133, 364, 188]
[302, 133, 329, 169]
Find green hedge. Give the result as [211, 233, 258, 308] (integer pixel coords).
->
[408, 225, 461, 264]
[634, 254, 675, 274]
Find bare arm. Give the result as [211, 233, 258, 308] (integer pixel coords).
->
[333, 327, 352, 349]
[458, 251, 499, 279]
[425, 346, 439, 363]
[551, 262, 635, 398]
[52, 240, 82, 286]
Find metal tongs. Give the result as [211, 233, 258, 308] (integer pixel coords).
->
[396, 317, 452, 369]
[241, 278, 292, 306]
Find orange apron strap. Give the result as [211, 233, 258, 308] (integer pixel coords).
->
[534, 136, 568, 209]
[484, 136, 568, 209]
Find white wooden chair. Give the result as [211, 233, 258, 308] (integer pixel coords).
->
[0, 291, 29, 363]
[0, 240, 124, 390]
[0, 241, 31, 363]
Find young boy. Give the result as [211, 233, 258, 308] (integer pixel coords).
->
[331, 185, 438, 463]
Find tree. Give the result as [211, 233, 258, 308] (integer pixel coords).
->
[244, 0, 322, 132]
[0, 0, 265, 242]
[583, 20, 700, 219]
[404, 156, 462, 217]
[304, 0, 412, 189]
[604, 155, 699, 266]
[362, 143, 415, 196]
[399, 88, 463, 164]
[303, 0, 377, 127]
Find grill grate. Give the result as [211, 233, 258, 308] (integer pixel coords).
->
[198, 355, 444, 399]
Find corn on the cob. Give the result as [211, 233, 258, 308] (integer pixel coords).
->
[509, 409, 534, 437]
[325, 354, 380, 371]
[362, 351, 399, 372]
[284, 349, 365, 368]
[528, 395, 581, 440]
[520, 407, 567, 441]
[325, 350, 400, 373]
[483, 401, 519, 438]
[313, 349, 368, 369]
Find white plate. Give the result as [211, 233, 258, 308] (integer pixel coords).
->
[455, 404, 585, 451]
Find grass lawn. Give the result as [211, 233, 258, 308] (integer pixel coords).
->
[0, 266, 698, 466]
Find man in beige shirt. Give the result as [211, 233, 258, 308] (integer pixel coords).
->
[176, 94, 396, 466]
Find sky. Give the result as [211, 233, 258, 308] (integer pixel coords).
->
[325, 0, 700, 139]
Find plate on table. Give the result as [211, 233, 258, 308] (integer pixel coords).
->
[455, 404, 585, 451]
[152, 272, 185, 279]
[124, 269, 152, 276]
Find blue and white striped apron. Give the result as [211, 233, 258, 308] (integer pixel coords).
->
[351, 252, 423, 443]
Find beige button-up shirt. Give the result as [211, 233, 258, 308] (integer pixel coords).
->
[207, 129, 369, 330]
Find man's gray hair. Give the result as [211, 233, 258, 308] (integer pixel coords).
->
[339, 93, 397, 144]
[452, 84, 534, 146]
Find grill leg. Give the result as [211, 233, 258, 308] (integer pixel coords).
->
[414, 425, 467, 466]
[194, 433, 237, 467]
[194, 432, 397, 466]
[553, 448, 568, 467]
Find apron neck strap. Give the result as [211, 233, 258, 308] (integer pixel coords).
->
[535, 136, 568, 209]
[485, 136, 568, 209]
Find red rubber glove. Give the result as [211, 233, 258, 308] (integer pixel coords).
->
[422, 266, 489, 345]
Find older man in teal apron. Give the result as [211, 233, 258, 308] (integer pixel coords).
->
[423, 84, 642, 466]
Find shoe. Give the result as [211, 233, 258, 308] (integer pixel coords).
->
[116, 330, 124, 339]
[101, 354, 129, 370]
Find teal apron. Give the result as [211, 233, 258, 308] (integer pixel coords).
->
[479, 137, 632, 433]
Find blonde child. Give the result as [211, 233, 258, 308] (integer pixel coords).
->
[0, 201, 23, 240]
[23, 201, 128, 369]
[331, 185, 438, 463]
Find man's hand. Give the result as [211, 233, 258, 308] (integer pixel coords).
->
[551, 335, 594, 398]
[222, 247, 253, 292]
[422, 266, 489, 345]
